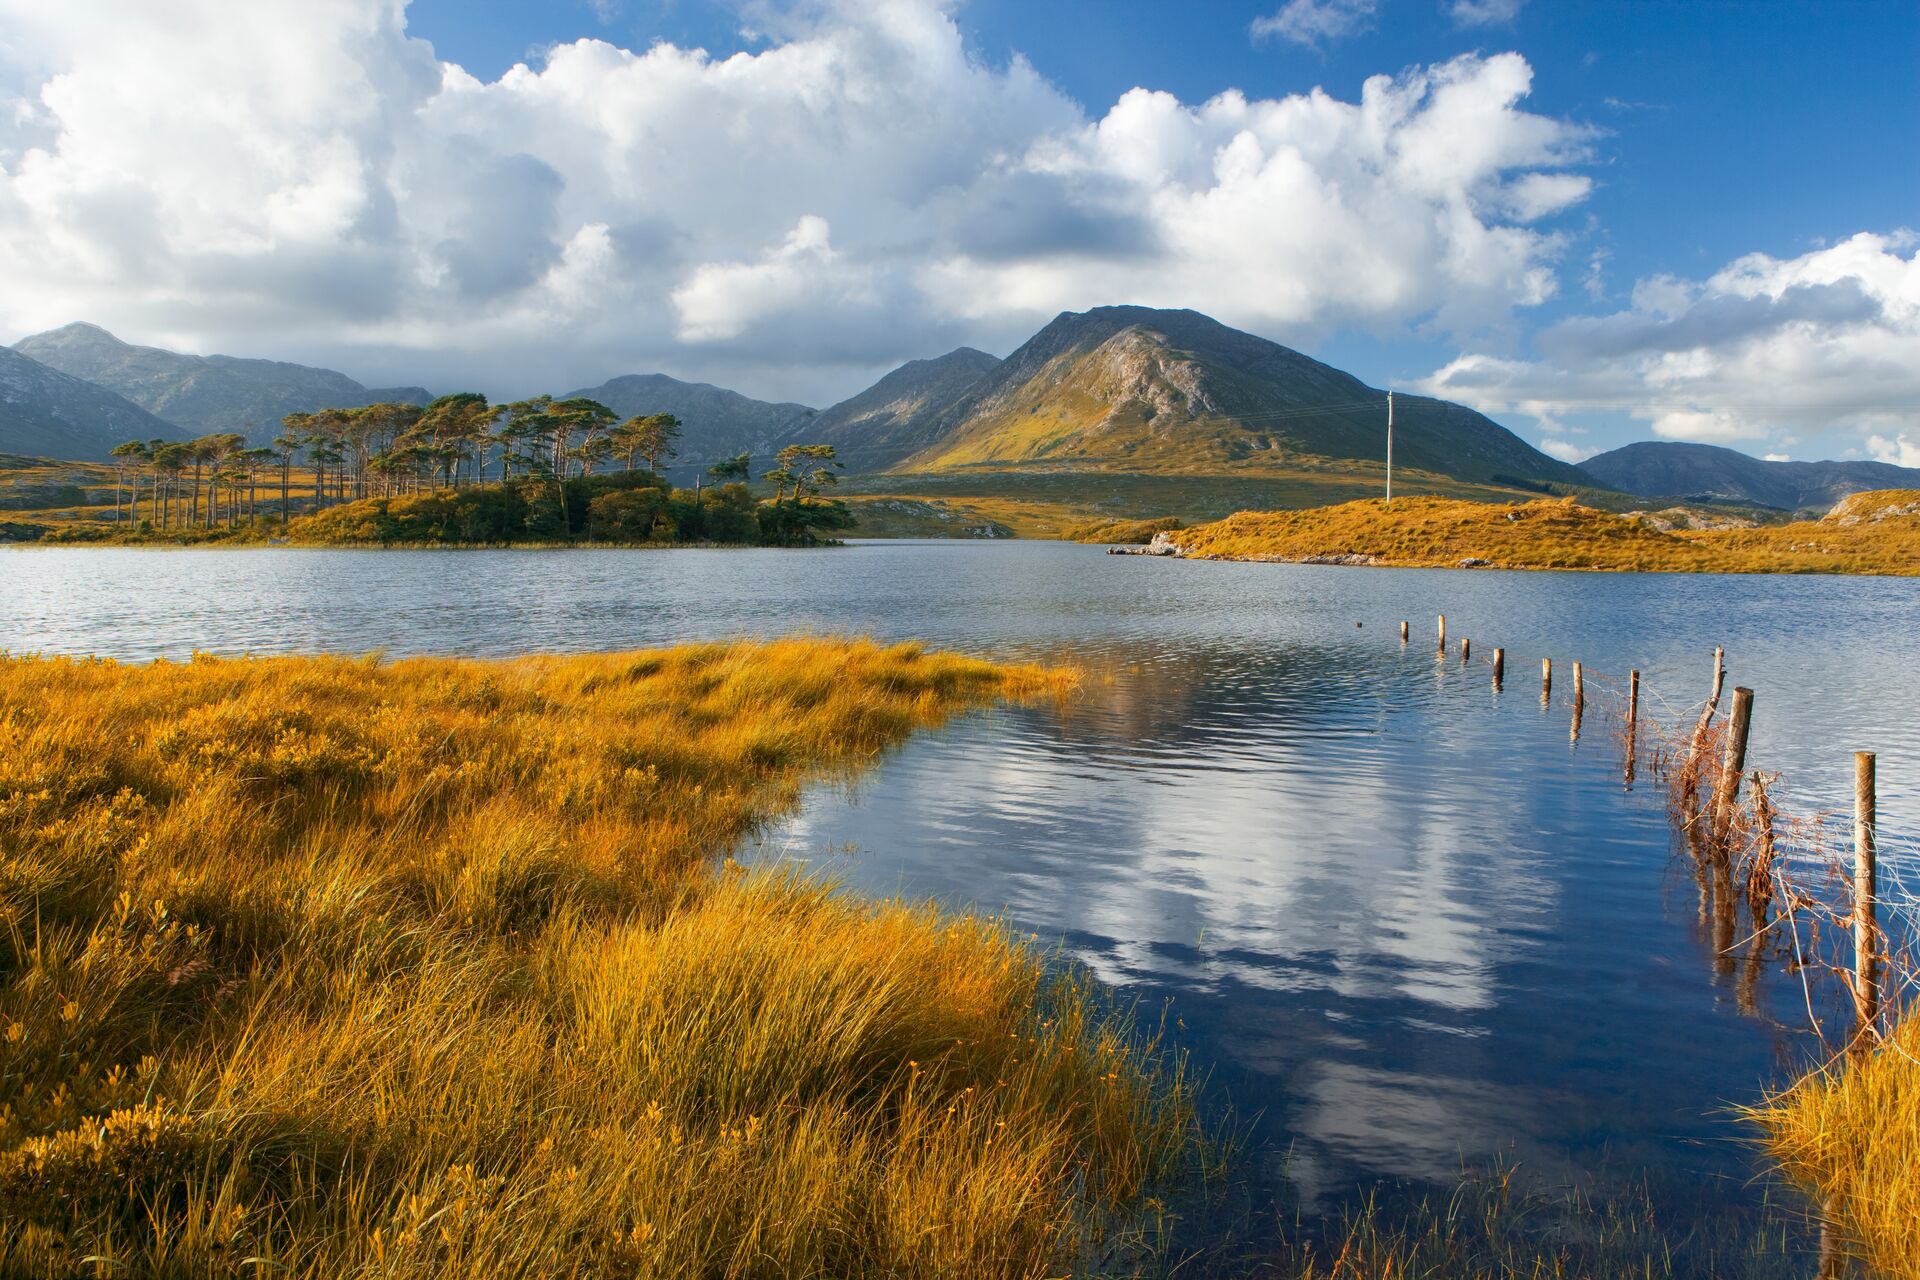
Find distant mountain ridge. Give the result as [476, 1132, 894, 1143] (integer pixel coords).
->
[12, 322, 430, 444]
[1578, 441, 1920, 511]
[558, 372, 818, 480]
[9, 309, 1603, 497]
[889, 306, 1593, 488]
[0, 345, 188, 461]
[806, 348, 1002, 472]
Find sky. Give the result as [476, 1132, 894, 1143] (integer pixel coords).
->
[1, 0, 1915, 464]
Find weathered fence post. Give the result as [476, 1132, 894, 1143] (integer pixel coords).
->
[1709, 687, 1754, 849]
[1541, 657, 1551, 704]
[1400, 620, 1409, 643]
[1461, 637, 1470, 663]
[1854, 751, 1880, 1040]
[1492, 647, 1504, 686]
[1691, 646, 1726, 757]
[1437, 614, 1446, 653]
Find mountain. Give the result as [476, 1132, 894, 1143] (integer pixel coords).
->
[0, 345, 189, 460]
[12, 323, 430, 443]
[1579, 442, 1920, 512]
[559, 372, 818, 478]
[893, 307, 1593, 488]
[806, 348, 1002, 472]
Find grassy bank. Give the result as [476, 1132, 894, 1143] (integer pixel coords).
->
[1752, 1014, 1919, 1278]
[0, 640, 1209, 1277]
[1163, 493, 1920, 574]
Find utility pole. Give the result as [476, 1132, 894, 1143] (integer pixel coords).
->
[1385, 390, 1394, 506]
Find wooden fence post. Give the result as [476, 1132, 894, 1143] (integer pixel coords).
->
[1572, 661, 1584, 709]
[1461, 637, 1470, 662]
[1492, 647, 1504, 686]
[1437, 614, 1446, 653]
[1854, 751, 1880, 1040]
[1628, 670, 1640, 738]
[1710, 687, 1754, 849]
[1400, 620, 1409, 643]
[1691, 646, 1726, 761]
[1540, 657, 1551, 704]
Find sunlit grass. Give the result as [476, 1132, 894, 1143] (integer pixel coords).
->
[1169, 493, 1920, 575]
[1749, 1014, 1920, 1279]
[1067, 516, 1186, 545]
[0, 639, 1212, 1277]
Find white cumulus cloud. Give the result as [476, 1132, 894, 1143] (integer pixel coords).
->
[0, 0, 1595, 401]
[1868, 433, 1920, 467]
[1421, 231, 1920, 457]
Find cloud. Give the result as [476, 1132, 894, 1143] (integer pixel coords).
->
[1447, 0, 1525, 28]
[1868, 433, 1920, 467]
[0, 0, 1593, 401]
[1421, 231, 1920, 454]
[1251, 0, 1377, 47]
[1538, 436, 1595, 464]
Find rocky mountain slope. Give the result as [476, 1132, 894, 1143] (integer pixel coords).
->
[806, 348, 1002, 472]
[892, 307, 1593, 488]
[13, 323, 429, 444]
[0, 345, 188, 460]
[1579, 441, 1920, 512]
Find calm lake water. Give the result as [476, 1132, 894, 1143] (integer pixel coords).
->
[3, 541, 1915, 1256]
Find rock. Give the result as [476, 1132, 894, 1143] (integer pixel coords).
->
[1458, 557, 1490, 567]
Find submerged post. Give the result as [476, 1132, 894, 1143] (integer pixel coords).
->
[1400, 620, 1409, 643]
[1541, 657, 1552, 704]
[1492, 647, 1504, 686]
[1437, 614, 1446, 653]
[1854, 751, 1880, 1040]
[1570, 661, 1585, 741]
[1710, 687, 1754, 849]
[1461, 637, 1470, 663]
[1624, 669, 1641, 788]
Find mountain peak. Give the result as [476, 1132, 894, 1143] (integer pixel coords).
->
[896, 305, 1590, 487]
[14, 325, 426, 442]
[17, 320, 129, 350]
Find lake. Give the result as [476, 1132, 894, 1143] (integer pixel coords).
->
[3, 540, 1914, 1258]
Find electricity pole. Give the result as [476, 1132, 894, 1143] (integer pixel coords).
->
[1385, 390, 1394, 506]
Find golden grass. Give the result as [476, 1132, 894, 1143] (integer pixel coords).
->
[1750, 1015, 1920, 1278]
[1067, 517, 1185, 545]
[0, 640, 1209, 1277]
[1170, 494, 1920, 575]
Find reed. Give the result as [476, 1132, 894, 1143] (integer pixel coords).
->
[0, 640, 1210, 1277]
[1750, 1006, 1920, 1279]
[1265, 1167, 1802, 1280]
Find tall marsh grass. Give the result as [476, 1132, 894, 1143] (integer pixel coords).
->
[0, 640, 1210, 1277]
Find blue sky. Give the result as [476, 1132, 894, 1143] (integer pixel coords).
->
[3, 0, 1916, 461]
